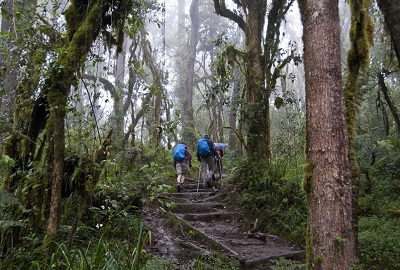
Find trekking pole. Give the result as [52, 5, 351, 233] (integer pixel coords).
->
[197, 165, 201, 192]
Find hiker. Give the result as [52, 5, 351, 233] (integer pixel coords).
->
[173, 141, 192, 192]
[196, 134, 217, 187]
[215, 148, 223, 177]
[213, 142, 227, 180]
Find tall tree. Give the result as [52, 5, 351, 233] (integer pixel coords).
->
[299, 0, 356, 269]
[377, 0, 400, 66]
[173, 0, 190, 143]
[228, 67, 242, 151]
[182, 0, 199, 144]
[141, 27, 165, 147]
[0, 0, 16, 123]
[213, 0, 267, 159]
[2, 0, 139, 252]
[377, 69, 400, 135]
[213, 0, 298, 160]
[0, 0, 37, 141]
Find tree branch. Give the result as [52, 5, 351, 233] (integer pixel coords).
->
[222, 125, 246, 149]
[213, 0, 246, 31]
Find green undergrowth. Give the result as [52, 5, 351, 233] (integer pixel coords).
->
[269, 257, 306, 270]
[357, 189, 400, 269]
[356, 137, 400, 269]
[358, 216, 400, 270]
[228, 157, 307, 244]
[187, 254, 240, 270]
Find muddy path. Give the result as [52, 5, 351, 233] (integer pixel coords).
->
[143, 178, 305, 269]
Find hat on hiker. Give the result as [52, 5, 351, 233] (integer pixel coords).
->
[203, 134, 210, 139]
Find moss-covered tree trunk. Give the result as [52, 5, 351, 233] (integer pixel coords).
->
[377, 71, 400, 135]
[213, 0, 268, 160]
[243, 1, 268, 160]
[183, 0, 199, 145]
[45, 98, 68, 250]
[344, 0, 374, 261]
[213, 0, 297, 161]
[228, 67, 242, 152]
[3, 0, 134, 252]
[300, 0, 356, 269]
[377, 0, 400, 67]
[42, 0, 106, 248]
[0, 0, 17, 123]
[141, 28, 164, 148]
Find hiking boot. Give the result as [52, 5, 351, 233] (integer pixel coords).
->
[177, 184, 181, 192]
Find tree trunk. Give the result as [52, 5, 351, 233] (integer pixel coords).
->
[377, 0, 400, 66]
[228, 68, 241, 152]
[2, 0, 134, 252]
[183, 0, 199, 145]
[0, 0, 16, 123]
[44, 106, 66, 252]
[43, 0, 108, 247]
[0, 0, 38, 125]
[124, 37, 141, 147]
[113, 36, 128, 149]
[299, 0, 356, 269]
[141, 28, 163, 147]
[243, 1, 268, 160]
[213, 0, 296, 160]
[378, 71, 400, 135]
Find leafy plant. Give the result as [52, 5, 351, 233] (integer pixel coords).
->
[130, 221, 152, 270]
[359, 216, 400, 270]
[0, 190, 30, 260]
[147, 183, 174, 208]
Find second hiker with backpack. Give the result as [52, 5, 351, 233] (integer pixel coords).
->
[196, 134, 217, 188]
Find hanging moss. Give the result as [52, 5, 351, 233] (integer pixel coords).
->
[1, 133, 19, 190]
[344, 0, 374, 190]
[345, 0, 374, 136]
[302, 159, 315, 194]
[226, 45, 238, 66]
[345, 0, 374, 178]
[64, 0, 91, 42]
[344, 1, 374, 265]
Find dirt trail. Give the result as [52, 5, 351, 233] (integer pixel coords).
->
[143, 178, 305, 269]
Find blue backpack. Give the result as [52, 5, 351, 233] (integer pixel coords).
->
[173, 144, 186, 161]
[197, 138, 211, 157]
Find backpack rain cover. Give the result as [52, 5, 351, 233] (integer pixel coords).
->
[197, 138, 211, 157]
[173, 144, 186, 161]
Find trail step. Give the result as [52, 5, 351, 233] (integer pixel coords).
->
[182, 211, 242, 222]
[171, 202, 225, 213]
[145, 178, 305, 269]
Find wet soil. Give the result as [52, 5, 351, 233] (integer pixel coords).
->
[143, 178, 305, 269]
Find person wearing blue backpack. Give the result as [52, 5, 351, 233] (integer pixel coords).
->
[196, 134, 217, 188]
[173, 141, 192, 192]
